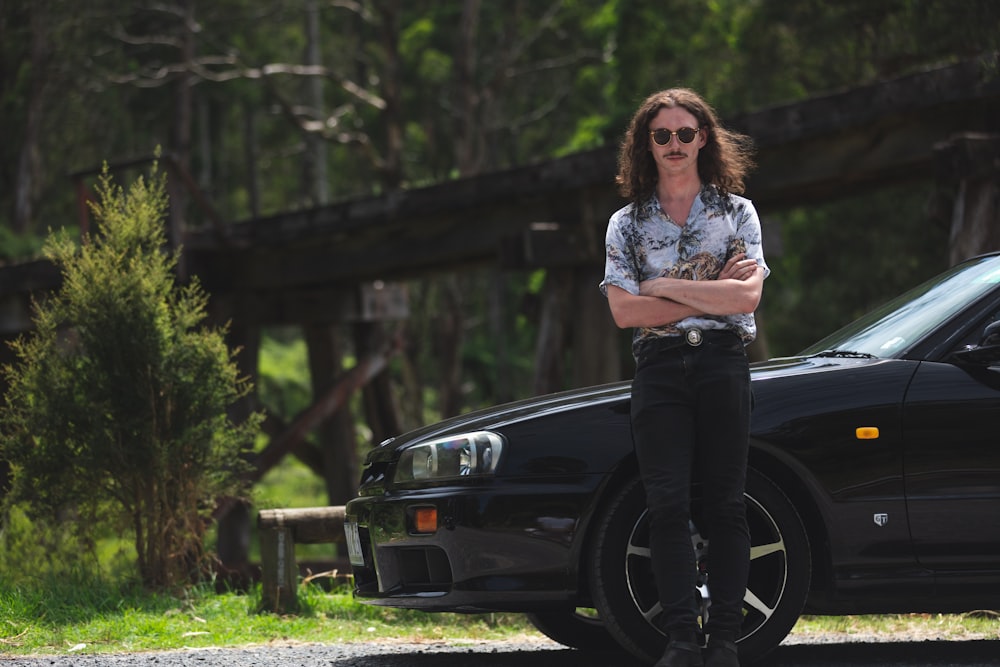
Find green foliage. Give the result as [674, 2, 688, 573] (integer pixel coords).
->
[760, 181, 951, 355]
[0, 225, 48, 262]
[0, 504, 99, 585]
[256, 330, 314, 422]
[730, 0, 1000, 111]
[1, 0, 997, 466]
[4, 1, 997, 228]
[0, 164, 262, 590]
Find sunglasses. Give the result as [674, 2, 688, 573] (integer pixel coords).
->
[649, 127, 702, 145]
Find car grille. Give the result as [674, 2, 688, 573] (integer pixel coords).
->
[355, 543, 453, 595]
[397, 546, 452, 588]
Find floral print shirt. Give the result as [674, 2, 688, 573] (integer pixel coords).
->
[601, 185, 769, 358]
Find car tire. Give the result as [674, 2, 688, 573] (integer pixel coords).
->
[525, 609, 625, 652]
[588, 468, 810, 665]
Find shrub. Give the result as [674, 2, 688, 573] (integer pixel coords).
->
[0, 163, 261, 589]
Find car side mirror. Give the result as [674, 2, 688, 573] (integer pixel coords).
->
[981, 320, 1000, 346]
[952, 320, 1000, 366]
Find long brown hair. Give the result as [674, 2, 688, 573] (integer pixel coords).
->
[615, 88, 755, 206]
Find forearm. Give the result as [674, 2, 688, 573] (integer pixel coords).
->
[606, 285, 702, 329]
[639, 268, 764, 315]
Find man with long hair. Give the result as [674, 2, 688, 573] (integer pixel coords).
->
[601, 88, 768, 667]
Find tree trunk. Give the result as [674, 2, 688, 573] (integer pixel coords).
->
[570, 265, 624, 387]
[533, 269, 573, 395]
[304, 325, 359, 506]
[489, 270, 513, 403]
[304, 0, 329, 206]
[214, 312, 261, 570]
[939, 134, 1000, 266]
[243, 103, 261, 219]
[12, 2, 50, 233]
[375, 0, 404, 189]
[353, 322, 402, 446]
[438, 277, 465, 417]
[165, 0, 196, 271]
[455, 0, 482, 176]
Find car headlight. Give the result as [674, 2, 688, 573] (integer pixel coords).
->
[394, 431, 505, 483]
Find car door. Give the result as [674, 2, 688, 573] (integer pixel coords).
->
[902, 342, 1000, 570]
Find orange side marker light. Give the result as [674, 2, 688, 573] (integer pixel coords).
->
[413, 507, 438, 534]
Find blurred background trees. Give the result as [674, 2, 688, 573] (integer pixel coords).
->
[1, 0, 997, 510]
[6, 1, 994, 238]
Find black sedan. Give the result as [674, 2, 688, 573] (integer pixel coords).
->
[344, 252, 1000, 664]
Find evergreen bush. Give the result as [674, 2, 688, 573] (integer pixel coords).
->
[0, 163, 261, 589]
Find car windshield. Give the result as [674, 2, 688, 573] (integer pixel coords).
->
[799, 254, 1000, 359]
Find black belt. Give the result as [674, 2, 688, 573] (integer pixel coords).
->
[673, 328, 739, 347]
[642, 329, 739, 354]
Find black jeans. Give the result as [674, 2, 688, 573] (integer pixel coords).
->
[630, 331, 751, 638]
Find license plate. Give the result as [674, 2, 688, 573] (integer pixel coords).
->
[344, 521, 365, 567]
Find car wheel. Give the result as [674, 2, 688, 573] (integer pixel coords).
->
[525, 609, 625, 652]
[588, 468, 810, 665]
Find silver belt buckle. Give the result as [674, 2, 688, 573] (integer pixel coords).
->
[685, 328, 703, 346]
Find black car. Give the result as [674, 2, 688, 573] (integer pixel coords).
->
[344, 252, 1000, 664]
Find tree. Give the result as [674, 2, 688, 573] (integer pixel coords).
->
[0, 163, 261, 589]
[1, 0, 997, 512]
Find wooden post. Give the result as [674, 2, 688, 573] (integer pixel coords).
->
[257, 506, 347, 614]
[259, 512, 298, 613]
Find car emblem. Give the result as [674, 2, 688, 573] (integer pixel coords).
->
[873, 513, 889, 527]
[685, 329, 703, 346]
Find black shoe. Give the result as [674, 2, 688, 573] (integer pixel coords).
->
[654, 639, 704, 667]
[703, 633, 739, 667]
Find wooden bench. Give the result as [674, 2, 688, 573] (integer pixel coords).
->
[257, 506, 347, 612]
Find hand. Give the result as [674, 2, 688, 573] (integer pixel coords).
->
[638, 277, 669, 297]
[719, 253, 758, 281]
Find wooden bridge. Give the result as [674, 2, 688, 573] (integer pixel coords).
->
[5, 57, 996, 323]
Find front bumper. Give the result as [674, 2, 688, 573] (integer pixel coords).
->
[345, 477, 603, 612]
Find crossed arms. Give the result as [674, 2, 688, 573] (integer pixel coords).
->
[606, 254, 764, 329]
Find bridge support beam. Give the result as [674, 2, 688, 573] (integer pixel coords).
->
[936, 133, 1000, 265]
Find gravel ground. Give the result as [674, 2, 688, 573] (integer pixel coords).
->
[0, 639, 570, 667]
[2, 634, 999, 667]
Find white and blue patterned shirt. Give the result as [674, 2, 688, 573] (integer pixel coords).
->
[600, 185, 769, 357]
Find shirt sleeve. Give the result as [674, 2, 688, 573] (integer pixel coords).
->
[737, 200, 770, 280]
[599, 206, 640, 297]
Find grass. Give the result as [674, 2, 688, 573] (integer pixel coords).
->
[0, 450, 537, 657]
[2, 573, 999, 657]
[789, 611, 1000, 641]
[0, 578, 538, 656]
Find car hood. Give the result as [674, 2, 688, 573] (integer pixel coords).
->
[363, 354, 883, 464]
[364, 381, 630, 463]
[750, 354, 887, 381]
